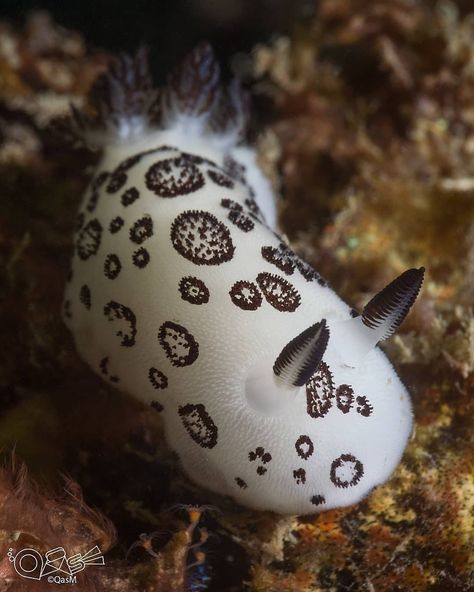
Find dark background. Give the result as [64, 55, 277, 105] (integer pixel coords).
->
[0, 0, 315, 81]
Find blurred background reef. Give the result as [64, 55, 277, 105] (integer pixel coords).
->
[0, 1, 472, 591]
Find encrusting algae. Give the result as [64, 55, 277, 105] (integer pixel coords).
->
[0, 3, 472, 591]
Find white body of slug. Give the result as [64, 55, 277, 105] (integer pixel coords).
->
[63, 46, 421, 515]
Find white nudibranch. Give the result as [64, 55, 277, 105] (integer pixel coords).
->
[62, 44, 424, 515]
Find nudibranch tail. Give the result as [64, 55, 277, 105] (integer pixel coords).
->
[330, 267, 425, 367]
[60, 42, 250, 151]
[273, 319, 330, 388]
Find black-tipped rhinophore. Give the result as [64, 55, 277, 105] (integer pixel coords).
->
[163, 41, 221, 118]
[362, 267, 425, 341]
[273, 320, 330, 388]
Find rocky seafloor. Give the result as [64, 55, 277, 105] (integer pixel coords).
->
[0, 3, 472, 591]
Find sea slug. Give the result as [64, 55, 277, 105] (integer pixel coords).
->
[63, 44, 424, 514]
